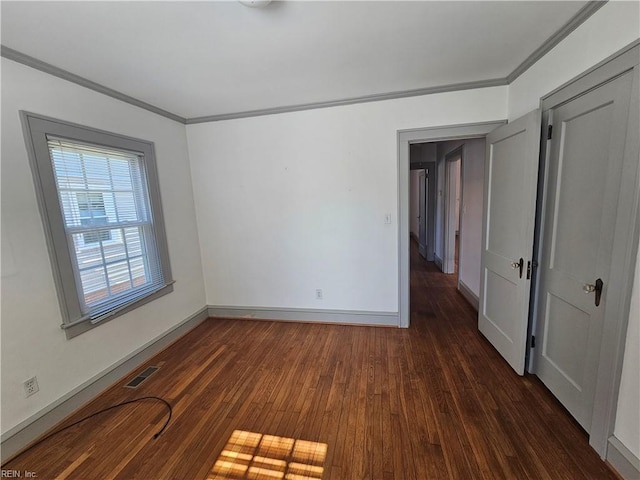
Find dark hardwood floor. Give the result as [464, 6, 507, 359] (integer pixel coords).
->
[4, 242, 618, 479]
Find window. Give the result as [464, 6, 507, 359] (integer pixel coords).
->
[21, 112, 173, 338]
[76, 192, 111, 244]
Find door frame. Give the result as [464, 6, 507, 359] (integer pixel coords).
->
[418, 169, 428, 258]
[397, 121, 506, 328]
[529, 41, 640, 458]
[425, 162, 437, 262]
[409, 161, 436, 260]
[443, 146, 463, 275]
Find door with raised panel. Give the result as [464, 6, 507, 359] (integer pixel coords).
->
[533, 71, 634, 432]
[478, 110, 541, 375]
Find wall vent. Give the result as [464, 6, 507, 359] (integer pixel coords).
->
[124, 366, 159, 388]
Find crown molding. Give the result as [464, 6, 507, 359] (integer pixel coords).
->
[507, 0, 608, 83]
[0, 45, 187, 124]
[185, 78, 508, 124]
[1, 1, 608, 125]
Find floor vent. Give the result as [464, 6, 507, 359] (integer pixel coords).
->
[125, 366, 159, 388]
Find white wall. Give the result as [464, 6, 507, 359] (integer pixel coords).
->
[187, 87, 508, 313]
[460, 139, 485, 296]
[0, 59, 206, 435]
[443, 155, 461, 274]
[506, 0, 640, 461]
[616, 259, 640, 457]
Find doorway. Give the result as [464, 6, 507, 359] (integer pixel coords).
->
[398, 122, 505, 328]
[443, 148, 462, 277]
[398, 43, 639, 459]
[409, 168, 428, 257]
[409, 144, 436, 262]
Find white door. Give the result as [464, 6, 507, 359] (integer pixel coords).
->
[533, 71, 634, 431]
[418, 170, 428, 258]
[478, 110, 541, 375]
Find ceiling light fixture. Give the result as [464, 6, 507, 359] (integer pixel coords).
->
[239, 0, 272, 8]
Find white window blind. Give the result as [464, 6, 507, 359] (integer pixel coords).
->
[48, 138, 165, 320]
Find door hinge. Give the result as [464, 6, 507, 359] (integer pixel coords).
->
[531, 335, 536, 348]
[547, 125, 553, 140]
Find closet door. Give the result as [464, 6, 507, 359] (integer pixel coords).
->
[534, 70, 635, 431]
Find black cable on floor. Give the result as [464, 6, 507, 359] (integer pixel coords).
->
[1, 396, 172, 468]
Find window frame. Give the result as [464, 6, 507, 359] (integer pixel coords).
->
[21, 112, 173, 339]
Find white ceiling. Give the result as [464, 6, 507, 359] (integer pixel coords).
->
[1, 1, 590, 120]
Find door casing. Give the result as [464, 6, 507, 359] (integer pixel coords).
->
[398, 121, 507, 329]
[443, 147, 463, 275]
[425, 162, 437, 262]
[418, 169, 428, 258]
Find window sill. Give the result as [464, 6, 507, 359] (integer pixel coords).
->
[63, 283, 174, 339]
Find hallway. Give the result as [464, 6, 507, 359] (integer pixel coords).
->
[407, 239, 617, 478]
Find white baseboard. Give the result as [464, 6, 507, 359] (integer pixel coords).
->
[458, 279, 479, 311]
[607, 436, 640, 480]
[208, 305, 399, 327]
[0, 306, 209, 462]
[434, 255, 443, 271]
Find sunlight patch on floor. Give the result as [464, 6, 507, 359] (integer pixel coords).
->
[209, 430, 327, 480]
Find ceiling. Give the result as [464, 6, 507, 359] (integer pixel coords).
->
[1, 1, 592, 121]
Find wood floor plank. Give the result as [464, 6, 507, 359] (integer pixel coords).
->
[3, 241, 621, 479]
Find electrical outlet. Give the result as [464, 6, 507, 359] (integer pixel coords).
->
[24, 376, 39, 398]
[316, 289, 323, 300]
